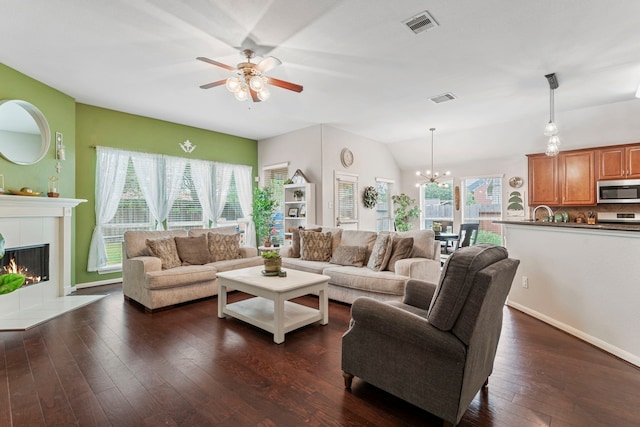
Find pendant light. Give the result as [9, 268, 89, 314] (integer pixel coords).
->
[544, 73, 560, 157]
[416, 128, 450, 188]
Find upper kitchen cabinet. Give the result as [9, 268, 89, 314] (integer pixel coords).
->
[528, 154, 559, 205]
[597, 144, 640, 180]
[528, 149, 596, 206]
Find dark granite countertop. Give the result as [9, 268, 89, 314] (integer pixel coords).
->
[494, 220, 640, 232]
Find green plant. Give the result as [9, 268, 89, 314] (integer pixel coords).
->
[261, 250, 281, 259]
[284, 178, 293, 185]
[293, 189, 304, 199]
[251, 186, 279, 246]
[392, 193, 420, 232]
[0, 233, 26, 295]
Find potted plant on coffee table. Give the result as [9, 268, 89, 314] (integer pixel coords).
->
[261, 250, 282, 274]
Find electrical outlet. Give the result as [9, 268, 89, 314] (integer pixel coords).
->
[522, 276, 529, 289]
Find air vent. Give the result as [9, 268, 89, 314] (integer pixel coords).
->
[429, 92, 456, 104]
[402, 11, 439, 34]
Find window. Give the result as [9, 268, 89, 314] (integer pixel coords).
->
[220, 173, 243, 221]
[375, 179, 393, 232]
[461, 176, 503, 245]
[263, 163, 288, 245]
[336, 172, 358, 226]
[420, 180, 454, 230]
[166, 162, 206, 231]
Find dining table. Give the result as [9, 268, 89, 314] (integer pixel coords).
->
[434, 232, 459, 253]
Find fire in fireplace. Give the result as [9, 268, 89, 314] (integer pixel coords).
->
[0, 244, 49, 286]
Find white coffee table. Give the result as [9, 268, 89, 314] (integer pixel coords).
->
[217, 266, 329, 344]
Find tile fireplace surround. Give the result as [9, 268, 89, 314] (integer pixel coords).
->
[0, 195, 102, 330]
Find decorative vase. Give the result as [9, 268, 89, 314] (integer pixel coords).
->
[263, 256, 282, 273]
[432, 222, 442, 235]
[264, 237, 271, 247]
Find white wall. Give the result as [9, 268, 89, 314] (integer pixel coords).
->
[258, 124, 402, 231]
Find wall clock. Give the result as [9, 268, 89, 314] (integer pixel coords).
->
[340, 148, 354, 168]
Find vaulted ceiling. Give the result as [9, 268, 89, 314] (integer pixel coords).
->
[3, 1, 640, 168]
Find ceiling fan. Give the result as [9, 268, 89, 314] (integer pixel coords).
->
[197, 49, 303, 102]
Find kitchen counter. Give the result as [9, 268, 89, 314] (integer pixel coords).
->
[495, 219, 640, 233]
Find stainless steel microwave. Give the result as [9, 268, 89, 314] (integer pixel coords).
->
[597, 179, 640, 203]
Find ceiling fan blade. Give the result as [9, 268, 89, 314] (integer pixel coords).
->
[199, 80, 226, 89]
[265, 77, 303, 93]
[196, 56, 236, 71]
[249, 88, 261, 102]
[255, 56, 282, 73]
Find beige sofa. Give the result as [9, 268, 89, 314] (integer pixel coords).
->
[122, 226, 262, 312]
[280, 227, 441, 304]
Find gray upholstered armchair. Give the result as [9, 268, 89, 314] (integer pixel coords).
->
[341, 244, 519, 426]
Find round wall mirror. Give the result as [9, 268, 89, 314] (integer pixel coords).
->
[0, 100, 51, 165]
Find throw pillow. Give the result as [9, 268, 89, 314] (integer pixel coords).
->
[291, 227, 322, 258]
[330, 245, 367, 267]
[174, 234, 211, 265]
[207, 232, 241, 262]
[386, 237, 414, 272]
[299, 230, 332, 262]
[145, 237, 182, 270]
[367, 232, 394, 271]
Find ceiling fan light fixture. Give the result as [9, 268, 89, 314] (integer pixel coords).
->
[234, 88, 249, 101]
[257, 87, 270, 101]
[249, 75, 265, 91]
[226, 76, 241, 93]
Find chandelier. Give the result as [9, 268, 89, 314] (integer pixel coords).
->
[416, 128, 450, 188]
[544, 73, 560, 156]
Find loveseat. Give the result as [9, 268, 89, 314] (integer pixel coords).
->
[122, 226, 262, 312]
[280, 226, 441, 304]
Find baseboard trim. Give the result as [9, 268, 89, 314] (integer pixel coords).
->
[75, 278, 123, 290]
[506, 301, 640, 368]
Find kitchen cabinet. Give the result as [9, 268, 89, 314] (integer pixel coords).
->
[528, 149, 596, 206]
[282, 183, 315, 245]
[597, 144, 640, 180]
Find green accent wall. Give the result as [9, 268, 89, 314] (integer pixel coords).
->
[75, 104, 257, 285]
[0, 63, 77, 280]
[1, 63, 258, 287]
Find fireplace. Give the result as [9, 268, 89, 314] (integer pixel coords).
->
[1, 244, 50, 286]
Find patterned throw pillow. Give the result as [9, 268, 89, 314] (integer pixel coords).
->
[330, 245, 367, 267]
[291, 227, 322, 258]
[299, 230, 332, 262]
[174, 234, 211, 265]
[207, 232, 241, 262]
[367, 232, 394, 271]
[145, 237, 182, 270]
[386, 237, 414, 272]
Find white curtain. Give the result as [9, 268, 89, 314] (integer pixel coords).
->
[190, 159, 216, 226]
[132, 154, 186, 229]
[214, 162, 234, 223]
[87, 147, 129, 271]
[132, 152, 163, 230]
[234, 164, 255, 247]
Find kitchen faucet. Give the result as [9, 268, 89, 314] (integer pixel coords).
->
[532, 205, 553, 221]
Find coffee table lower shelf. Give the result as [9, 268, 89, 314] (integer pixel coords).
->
[223, 297, 323, 341]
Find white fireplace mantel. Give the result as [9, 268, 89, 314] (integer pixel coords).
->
[0, 195, 93, 330]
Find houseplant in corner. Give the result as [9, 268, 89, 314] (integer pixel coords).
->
[392, 193, 420, 232]
[261, 250, 282, 274]
[0, 233, 26, 295]
[252, 186, 279, 247]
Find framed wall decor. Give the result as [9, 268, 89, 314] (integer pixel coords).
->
[288, 208, 299, 217]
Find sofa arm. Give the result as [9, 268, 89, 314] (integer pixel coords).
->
[240, 246, 258, 258]
[394, 258, 441, 283]
[279, 245, 293, 258]
[123, 256, 161, 291]
[349, 297, 464, 356]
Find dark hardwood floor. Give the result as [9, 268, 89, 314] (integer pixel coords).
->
[1, 283, 639, 426]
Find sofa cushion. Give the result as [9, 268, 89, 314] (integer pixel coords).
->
[125, 230, 187, 258]
[291, 227, 322, 258]
[322, 266, 407, 296]
[282, 257, 334, 275]
[396, 229, 436, 260]
[339, 230, 378, 263]
[367, 232, 394, 271]
[321, 227, 343, 254]
[145, 237, 182, 270]
[174, 234, 211, 265]
[208, 256, 263, 272]
[145, 265, 217, 290]
[300, 230, 332, 262]
[428, 244, 508, 331]
[386, 236, 414, 272]
[189, 226, 237, 237]
[208, 232, 241, 261]
[330, 245, 367, 267]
